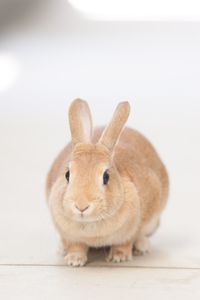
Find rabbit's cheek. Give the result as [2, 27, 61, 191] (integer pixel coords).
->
[62, 198, 74, 216]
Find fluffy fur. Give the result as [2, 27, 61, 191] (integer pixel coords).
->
[46, 99, 169, 267]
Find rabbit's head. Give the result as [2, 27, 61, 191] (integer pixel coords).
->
[62, 99, 130, 223]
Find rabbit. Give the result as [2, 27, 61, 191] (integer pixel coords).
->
[46, 99, 169, 267]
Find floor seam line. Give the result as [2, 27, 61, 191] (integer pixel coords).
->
[0, 264, 200, 270]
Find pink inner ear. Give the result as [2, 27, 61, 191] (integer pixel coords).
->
[69, 99, 93, 145]
[80, 105, 92, 143]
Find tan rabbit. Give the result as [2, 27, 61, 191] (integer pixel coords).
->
[46, 99, 169, 267]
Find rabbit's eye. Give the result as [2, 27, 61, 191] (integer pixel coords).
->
[65, 170, 70, 183]
[103, 170, 109, 185]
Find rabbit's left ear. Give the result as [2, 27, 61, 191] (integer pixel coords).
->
[68, 99, 93, 145]
[98, 101, 130, 152]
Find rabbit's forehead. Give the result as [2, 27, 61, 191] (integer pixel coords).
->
[73, 143, 109, 156]
[69, 143, 111, 173]
[72, 144, 109, 161]
[71, 154, 110, 171]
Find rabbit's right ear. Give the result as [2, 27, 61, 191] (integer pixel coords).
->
[68, 99, 93, 145]
[98, 101, 130, 152]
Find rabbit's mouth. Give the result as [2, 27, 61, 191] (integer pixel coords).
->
[71, 212, 100, 224]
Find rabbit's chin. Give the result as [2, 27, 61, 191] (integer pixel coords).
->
[70, 213, 100, 223]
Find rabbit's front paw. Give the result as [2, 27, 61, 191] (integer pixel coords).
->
[64, 252, 87, 267]
[106, 242, 133, 263]
[133, 237, 151, 256]
[107, 250, 132, 263]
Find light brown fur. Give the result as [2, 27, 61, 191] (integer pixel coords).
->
[46, 99, 169, 266]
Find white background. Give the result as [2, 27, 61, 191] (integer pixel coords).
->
[0, 0, 200, 299]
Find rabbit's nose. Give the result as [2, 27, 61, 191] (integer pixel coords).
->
[75, 205, 89, 213]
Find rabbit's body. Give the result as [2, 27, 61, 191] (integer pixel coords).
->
[46, 100, 169, 266]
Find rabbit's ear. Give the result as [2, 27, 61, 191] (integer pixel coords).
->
[69, 99, 93, 145]
[98, 101, 130, 152]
